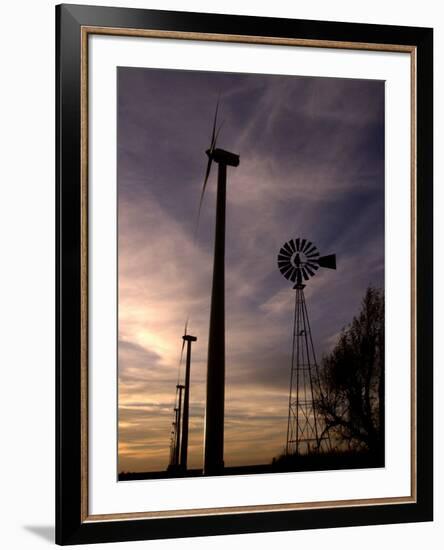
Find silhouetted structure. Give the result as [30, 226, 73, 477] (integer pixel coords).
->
[180, 333, 197, 470]
[168, 409, 178, 467]
[198, 103, 240, 475]
[168, 327, 197, 472]
[168, 384, 184, 469]
[277, 238, 336, 455]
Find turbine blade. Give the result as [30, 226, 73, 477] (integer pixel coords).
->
[195, 157, 213, 234]
[318, 254, 337, 270]
[305, 265, 315, 277]
[179, 318, 189, 365]
[289, 239, 296, 253]
[295, 238, 301, 251]
[213, 120, 224, 151]
[300, 238, 307, 251]
[194, 99, 221, 236]
[210, 99, 220, 150]
[179, 339, 186, 365]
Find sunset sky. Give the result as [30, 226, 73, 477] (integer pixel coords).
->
[117, 67, 385, 474]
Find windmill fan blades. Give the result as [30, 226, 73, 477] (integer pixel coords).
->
[288, 239, 296, 253]
[277, 238, 337, 285]
[278, 245, 294, 278]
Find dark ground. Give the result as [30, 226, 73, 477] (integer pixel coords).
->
[118, 450, 384, 481]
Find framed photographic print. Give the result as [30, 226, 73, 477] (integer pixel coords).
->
[56, 3, 433, 545]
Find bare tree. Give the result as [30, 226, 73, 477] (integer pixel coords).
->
[317, 287, 384, 456]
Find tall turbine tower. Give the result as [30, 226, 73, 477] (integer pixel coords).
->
[168, 384, 184, 468]
[277, 238, 336, 455]
[179, 331, 197, 471]
[197, 103, 240, 475]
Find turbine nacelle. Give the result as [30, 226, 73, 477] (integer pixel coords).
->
[206, 147, 240, 167]
[196, 101, 240, 236]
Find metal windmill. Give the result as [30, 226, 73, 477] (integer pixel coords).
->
[197, 101, 240, 475]
[277, 238, 336, 456]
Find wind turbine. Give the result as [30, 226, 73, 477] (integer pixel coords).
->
[179, 323, 197, 471]
[198, 101, 240, 475]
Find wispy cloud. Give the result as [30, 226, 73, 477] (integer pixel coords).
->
[117, 67, 384, 472]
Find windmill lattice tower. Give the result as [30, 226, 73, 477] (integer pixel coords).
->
[277, 238, 336, 456]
